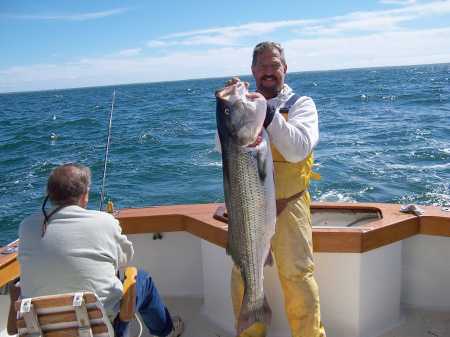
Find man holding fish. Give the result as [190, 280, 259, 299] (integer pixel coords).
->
[216, 41, 325, 337]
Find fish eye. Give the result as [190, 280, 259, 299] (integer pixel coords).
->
[224, 108, 230, 115]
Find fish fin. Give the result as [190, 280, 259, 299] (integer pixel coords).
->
[256, 148, 267, 181]
[264, 250, 274, 267]
[237, 294, 272, 335]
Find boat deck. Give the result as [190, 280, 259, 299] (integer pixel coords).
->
[126, 297, 450, 337]
[1, 294, 449, 337]
[379, 306, 450, 337]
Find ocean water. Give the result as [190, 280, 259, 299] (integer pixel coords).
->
[1, 64, 449, 246]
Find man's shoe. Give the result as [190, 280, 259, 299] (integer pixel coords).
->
[168, 316, 184, 337]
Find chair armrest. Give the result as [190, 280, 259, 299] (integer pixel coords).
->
[7, 280, 20, 335]
[119, 267, 137, 321]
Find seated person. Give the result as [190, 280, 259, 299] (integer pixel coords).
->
[13, 163, 184, 337]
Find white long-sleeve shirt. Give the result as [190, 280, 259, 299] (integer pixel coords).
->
[266, 84, 319, 163]
[18, 205, 134, 316]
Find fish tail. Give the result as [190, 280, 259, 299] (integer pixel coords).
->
[237, 294, 272, 335]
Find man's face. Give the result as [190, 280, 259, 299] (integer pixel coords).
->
[252, 48, 287, 99]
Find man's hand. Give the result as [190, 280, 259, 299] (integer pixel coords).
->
[225, 76, 241, 87]
[225, 77, 250, 90]
[247, 134, 263, 148]
[245, 92, 263, 100]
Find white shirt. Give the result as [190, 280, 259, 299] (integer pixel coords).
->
[18, 205, 134, 316]
[266, 84, 319, 163]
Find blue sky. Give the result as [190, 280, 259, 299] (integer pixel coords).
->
[1, 0, 450, 92]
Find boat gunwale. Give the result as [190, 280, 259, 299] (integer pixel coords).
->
[1, 201, 449, 287]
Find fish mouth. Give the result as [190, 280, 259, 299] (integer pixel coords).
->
[216, 85, 246, 117]
[216, 83, 266, 146]
[215, 85, 235, 101]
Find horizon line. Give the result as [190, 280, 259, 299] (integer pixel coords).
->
[1, 60, 449, 95]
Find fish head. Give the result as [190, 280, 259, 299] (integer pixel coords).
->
[216, 82, 267, 147]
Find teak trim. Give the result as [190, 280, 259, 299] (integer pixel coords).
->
[1, 202, 449, 287]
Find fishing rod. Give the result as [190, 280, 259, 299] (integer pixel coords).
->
[99, 90, 116, 211]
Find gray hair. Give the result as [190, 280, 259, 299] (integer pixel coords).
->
[47, 163, 91, 206]
[252, 41, 286, 67]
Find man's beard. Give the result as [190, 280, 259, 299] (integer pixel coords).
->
[257, 75, 282, 98]
[257, 83, 281, 99]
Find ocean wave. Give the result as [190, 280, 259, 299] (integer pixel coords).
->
[426, 192, 450, 204]
[317, 190, 357, 203]
[61, 117, 101, 127]
[382, 95, 396, 101]
[191, 160, 222, 167]
[203, 161, 222, 167]
[190, 151, 222, 167]
[397, 192, 450, 208]
[385, 162, 450, 171]
[137, 131, 160, 144]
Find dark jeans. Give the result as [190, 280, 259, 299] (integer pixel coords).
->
[114, 269, 174, 337]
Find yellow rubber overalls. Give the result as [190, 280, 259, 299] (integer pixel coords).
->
[230, 110, 326, 337]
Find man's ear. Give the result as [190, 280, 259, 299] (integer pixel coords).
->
[80, 192, 89, 208]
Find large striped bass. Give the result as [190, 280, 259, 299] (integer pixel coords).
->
[215, 83, 276, 335]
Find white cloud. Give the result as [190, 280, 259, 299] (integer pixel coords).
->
[147, 40, 169, 48]
[1, 8, 128, 21]
[298, 1, 450, 36]
[1, 1, 450, 92]
[0, 48, 252, 93]
[284, 27, 450, 71]
[146, 0, 450, 46]
[1, 27, 450, 93]
[162, 20, 309, 39]
[299, 14, 414, 35]
[148, 20, 310, 47]
[379, 0, 450, 18]
[148, 35, 235, 47]
[116, 48, 142, 57]
[380, 0, 416, 5]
